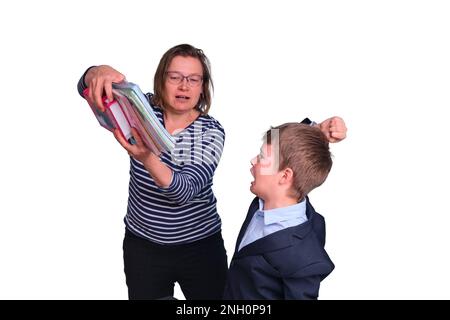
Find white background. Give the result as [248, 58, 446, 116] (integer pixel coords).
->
[1, 0, 449, 299]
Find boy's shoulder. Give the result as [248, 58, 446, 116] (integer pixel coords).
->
[264, 233, 333, 278]
[262, 200, 334, 276]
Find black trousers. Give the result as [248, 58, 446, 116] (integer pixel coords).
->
[123, 229, 228, 300]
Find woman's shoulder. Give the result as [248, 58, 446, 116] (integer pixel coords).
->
[144, 92, 164, 115]
[197, 113, 225, 135]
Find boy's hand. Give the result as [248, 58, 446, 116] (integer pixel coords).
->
[319, 116, 347, 143]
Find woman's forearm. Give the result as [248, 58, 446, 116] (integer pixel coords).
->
[142, 153, 173, 188]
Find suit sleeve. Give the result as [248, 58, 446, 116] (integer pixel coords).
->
[282, 262, 333, 300]
[300, 118, 317, 126]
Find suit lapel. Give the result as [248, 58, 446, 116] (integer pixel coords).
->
[234, 228, 294, 258]
[234, 197, 260, 253]
[234, 197, 317, 258]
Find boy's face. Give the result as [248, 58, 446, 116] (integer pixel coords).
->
[249, 143, 280, 199]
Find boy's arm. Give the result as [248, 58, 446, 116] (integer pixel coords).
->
[282, 262, 333, 300]
[300, 117, 347, 143]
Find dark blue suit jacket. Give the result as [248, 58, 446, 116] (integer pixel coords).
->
[223, 197, 334, 300]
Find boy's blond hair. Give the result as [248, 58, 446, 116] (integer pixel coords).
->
[264, 123, 332, 200]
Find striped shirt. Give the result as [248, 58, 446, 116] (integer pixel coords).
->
[78, 73, 225, 245]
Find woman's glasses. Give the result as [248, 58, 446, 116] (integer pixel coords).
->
[165, 71, 203, 87]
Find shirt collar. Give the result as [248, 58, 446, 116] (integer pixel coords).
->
[257, 198, 307, 225]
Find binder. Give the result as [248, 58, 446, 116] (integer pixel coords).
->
[82, 82, 175, 155]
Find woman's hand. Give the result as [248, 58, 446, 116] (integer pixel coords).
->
[85, 65, 125, 112]
[113, 128, 173, 188]
[319, 116, 347, 143]
[113, 128, 151, 164]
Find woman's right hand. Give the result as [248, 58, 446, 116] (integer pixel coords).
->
[85, 65, 125, 112]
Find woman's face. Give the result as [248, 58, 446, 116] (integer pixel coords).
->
[163, 56, 203, 114]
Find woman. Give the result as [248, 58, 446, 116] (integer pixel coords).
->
[77, 44, 347, 300]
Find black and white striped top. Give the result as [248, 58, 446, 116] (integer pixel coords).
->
[78, 75, 225, 245]
[125, 94, 224, 244]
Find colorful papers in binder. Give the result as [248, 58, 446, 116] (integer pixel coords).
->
[112, 81, 175, 155]
[82, 88, 134, 143]
[82, 82, 175, 156]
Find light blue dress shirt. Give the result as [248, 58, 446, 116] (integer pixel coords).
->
[238, 198, 308, 251]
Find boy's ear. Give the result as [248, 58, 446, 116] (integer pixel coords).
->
[280, 167, 294, 186]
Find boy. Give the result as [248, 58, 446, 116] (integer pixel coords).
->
[223, 122, 334, 300]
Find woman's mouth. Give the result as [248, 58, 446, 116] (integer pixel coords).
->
[175, 95, 190, 101]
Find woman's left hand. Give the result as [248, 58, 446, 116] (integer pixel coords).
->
[113, 128, 152, 163]
[319, 116, 347, 143]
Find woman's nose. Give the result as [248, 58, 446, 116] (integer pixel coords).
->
[178, 79, 189, 90]
[250, 156, 257, 166]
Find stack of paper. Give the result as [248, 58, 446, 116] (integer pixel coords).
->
[83, 81, 175, 155]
